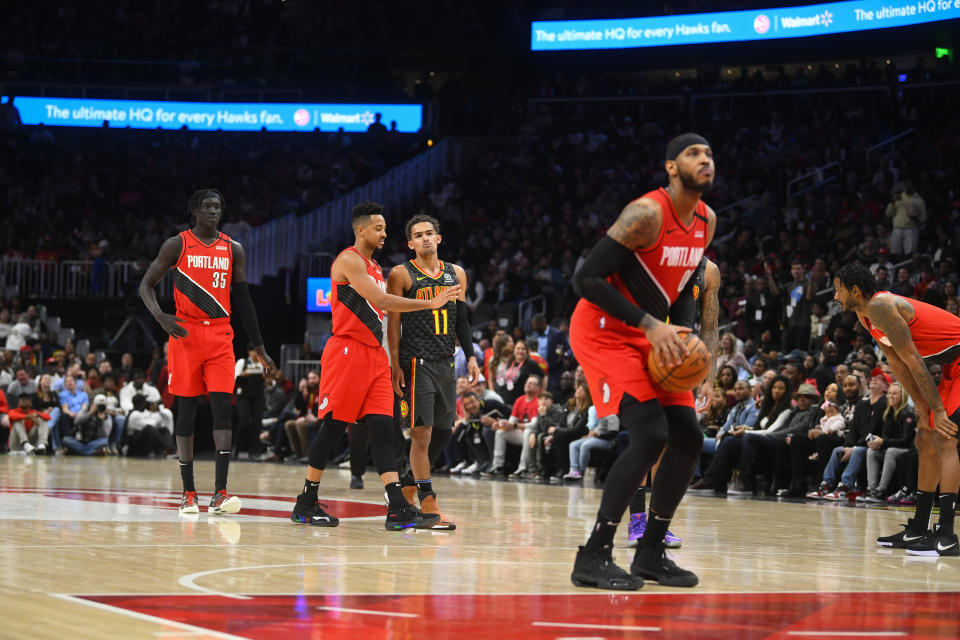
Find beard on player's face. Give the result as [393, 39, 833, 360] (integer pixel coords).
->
[678, 167, 713, 193]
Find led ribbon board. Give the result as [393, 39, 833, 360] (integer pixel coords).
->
[307, 278, 333, 313]
[531, 0, 960, 50]
[8, 97, 423, 132]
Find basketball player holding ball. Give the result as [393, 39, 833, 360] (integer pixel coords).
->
[569, 133, 716, 590]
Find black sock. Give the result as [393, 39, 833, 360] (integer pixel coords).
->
[585, 512, 619, 550]
[385, 481, 407, 508]
[214, 449, 230, 492]
[629, 487, 646, 516]
[415, 478, 433, 498]
[913, 490, 936, 531]
[642, 509, 672, 546]
[179, 460, 195, 493]
[938, 493, 957, 535]
[302, 479, 320, 502]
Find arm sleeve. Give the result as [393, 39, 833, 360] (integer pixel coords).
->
[232, 281, 263, 347]
[571, 235, 648, 327]
[455, 300, 474, 358]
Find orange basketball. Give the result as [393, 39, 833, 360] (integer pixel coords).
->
[647, 333, 712, 392]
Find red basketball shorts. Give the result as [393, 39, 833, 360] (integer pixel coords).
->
[927, 357, 960, 430]
[318, 335, 393, 423]
[168, 319, 235, 397]
[570, 301, 693, 419]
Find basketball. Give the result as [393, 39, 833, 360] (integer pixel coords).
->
[647, 333, 712, 392]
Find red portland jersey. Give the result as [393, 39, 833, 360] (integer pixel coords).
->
[331, 247, 385, 348]
[583, 188, 708, 336]
[173, 230, 232, 320]
[863, 293, 960, 365]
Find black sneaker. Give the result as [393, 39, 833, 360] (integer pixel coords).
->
[290, 494, 339, 527]
[480, 466, 506, 477]
[905, 524, 960, 557]
[630, 540, 698, 587]
[385, 503, 439, 530]
[570, 545, 642, 591]
[350, 475, 364, 490]
[876, 518, 927, 548]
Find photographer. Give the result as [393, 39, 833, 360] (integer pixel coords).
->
[62, 394, 111, 456]
[885, 180, 926, 258]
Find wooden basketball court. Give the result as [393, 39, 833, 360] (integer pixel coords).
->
[3, 455, 959, 639]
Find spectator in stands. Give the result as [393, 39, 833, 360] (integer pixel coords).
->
[486, 334, 512, 388]
[811, 373, 888, 500]
[494, 340, 542, 406]
[0, 310, 11, 343]
[257, 375, 291, 462]
[529, 314, 569, 393]
[63, 394, 111, 455]
[33, 373, 60, 447]
[732, 383, 822, 496]
[7, 393, 50, 455]
[692, 387, 733, 480]
[690, 380, 761, 494]
[5, 367, 37, 400]
[811, 342, 839, 395]
[53, 364, 85, 392]
[81, 352, 98, 374]
[85, 368, 101, 393]
[774, 261, 816, 353]
[454, 341, 484, 380]
[554, 370, 576, 407]
[117, 352, 135, 385]
[562, 410, 619, 482]
[118, 369, 160, 413]
[862, 382, 916, 503]
[98, 374, 124, 451]
[0, 388, 11, 452]
[454, 390, 512, 475]
[885, 180, 926, 258]
[5, 314, 34, 352]
[486, 375, 541, 476]
[125, 394, 175, 456]
[526, 390, 565, 478]
[717, 365, 738, 406]
[283, 370, 320, 462]
[889, 267, 915, 297]
[716, 333, 751, 379]
[56, 374, 89, 454]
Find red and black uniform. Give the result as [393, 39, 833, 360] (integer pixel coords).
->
[168, 230, 236, 397]
[318, 247, 393, 422]
[862, 293, 960, 424]
[570, 188, 709, 417]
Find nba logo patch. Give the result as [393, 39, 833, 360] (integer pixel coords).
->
[399, 400, 409, 419]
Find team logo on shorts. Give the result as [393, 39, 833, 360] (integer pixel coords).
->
[399, 400, 409, 418]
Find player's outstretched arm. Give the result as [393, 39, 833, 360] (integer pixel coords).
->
[386, 266, 411, 395]
[572, 198, 688, 366]
[139, 236, 188, 339]
[231, 241, 277, 379]
[453, 264, 480, 384]
[340, 252, 458, 312]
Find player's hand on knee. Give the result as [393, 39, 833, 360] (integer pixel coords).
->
[932, 409, 958, 440]
[392, 367, 405, 396]
[158, 313, 188, 338]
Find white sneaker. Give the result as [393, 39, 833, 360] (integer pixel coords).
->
[461, 461, 479, 474]
[35, 444, 47, 455]
[23, 442, 35, 455]
[450, 460, 468, 474]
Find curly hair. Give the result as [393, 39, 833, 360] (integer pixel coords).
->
[187, 188, 225, 222]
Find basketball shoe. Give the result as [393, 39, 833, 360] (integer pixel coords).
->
[571, 544, 642, 591]
[290, 495, 339, 527]
[630, 539, 698, 587]
[208, 490, 242, 515]
[419, 491, 456, 530]
[626, 513, 681, 549]
[876, 518, 928, 548]
[905, 524, 960, 557]
[179, 490, 200, 515]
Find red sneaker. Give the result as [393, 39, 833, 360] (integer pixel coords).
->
[179, 490, 199, 515]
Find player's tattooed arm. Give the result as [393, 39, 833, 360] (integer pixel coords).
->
[868, 296, 943, 416]
[606, 198, 662, 251]
[700, 260, 721, 383]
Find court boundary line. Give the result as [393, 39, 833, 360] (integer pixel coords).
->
[48, 593, 249, 640]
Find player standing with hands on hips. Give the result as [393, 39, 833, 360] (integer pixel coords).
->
[140, 188, 277, 516]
